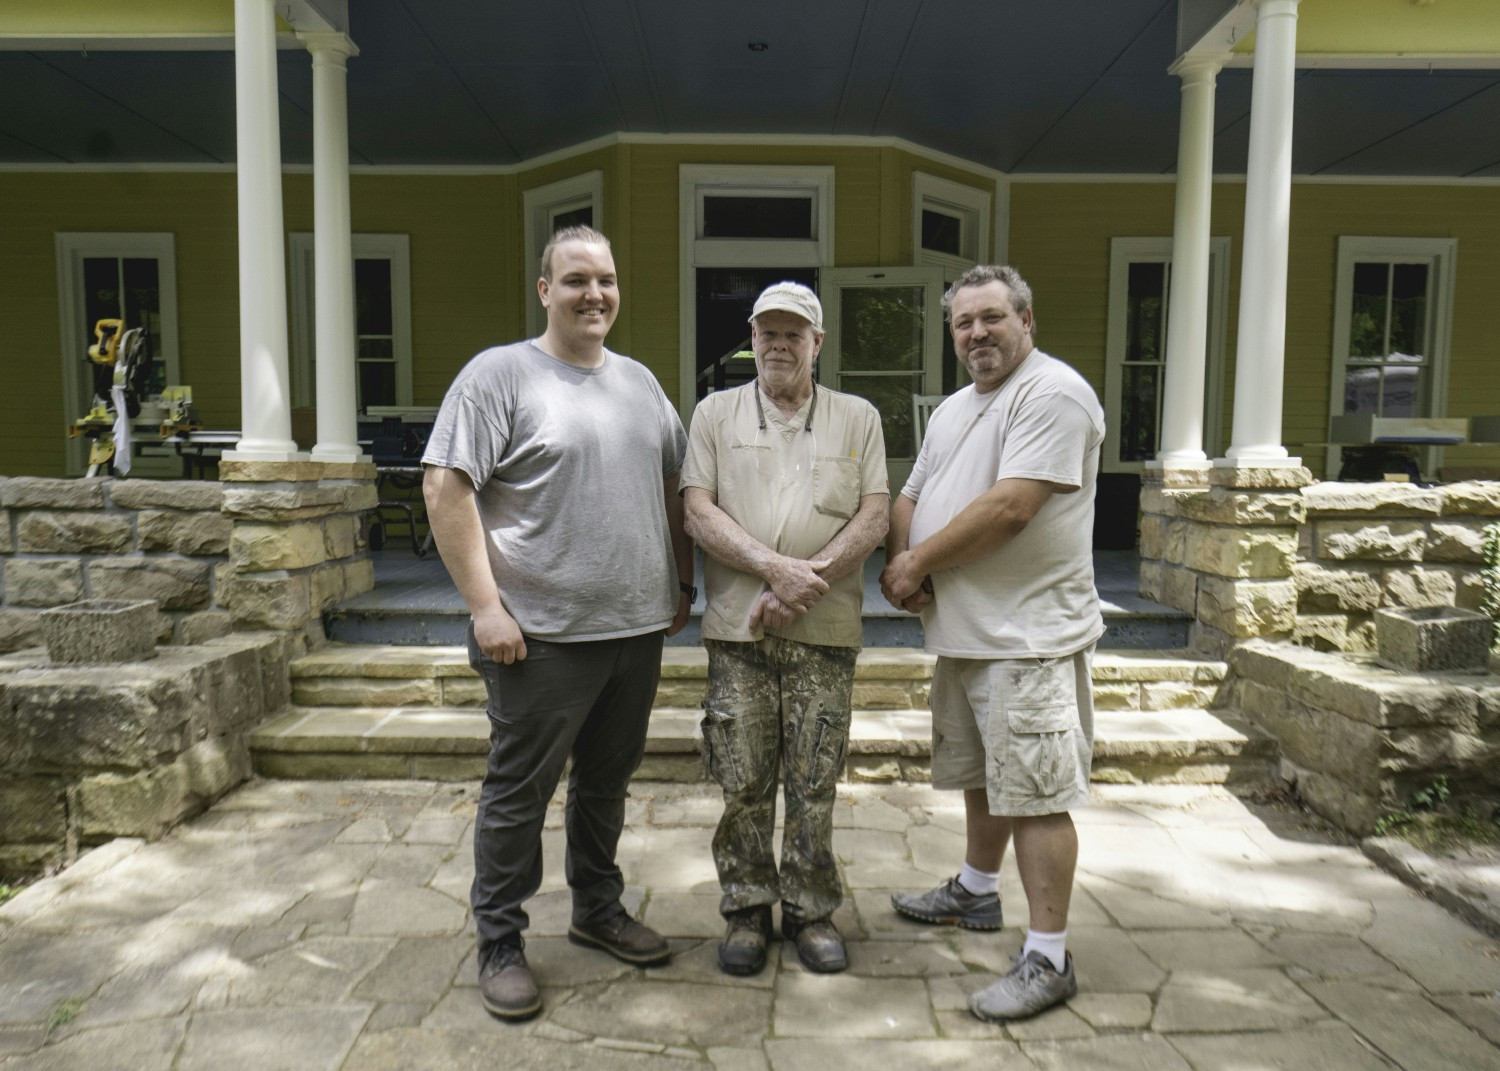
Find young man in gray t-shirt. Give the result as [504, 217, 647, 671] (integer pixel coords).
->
[422, 227, 693, 1022]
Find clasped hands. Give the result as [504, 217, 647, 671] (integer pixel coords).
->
[748, 555, 832, 631]
[880, 550, 934, 614]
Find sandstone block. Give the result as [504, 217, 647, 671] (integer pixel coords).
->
[310, 563, 347, 611]
[1165, 519, 1189, 565]
[0, 510, 11, 553]
[1380, 565, 1456, 609]
[1302, 482, 1442, 517]
[1141, 682, 1220, 710]
[0, 777, 67, 841]
[441, 678, 488, 706]
[293, 677, 439, 706]
[1439, 481, 1500, 516]
[853, 682, 914, 709]
[1196, 577, 1295, 637]
[1091, 682, 1140, 710]
[179, 610, 233, 645]
[2, 477, 106, 509]
[1162, 565, 1198, 614]
[4, 560, 84, 607]
[0, 843, 63, 877]
[3, 668, 193, 769]
[1142, 460, 1213, 488]
[41, 598, 158, 664]
[1176, 489, 1306, 527]
[0, 609, 42, 653]
[1138, 559, 1164, 601]
[848, 756, 901, 782]
[90, 557, 212, 611]
[181, 735, 252, 800]
[1316, 520, 1426, 562]
[1425, 519, 1487, 563]
[1292, 613, 1351, 653]
[223, 484, 347, 521]
[1376, 606, 1492, 673]
[343, 484, 380, 512]
[654, 681, 707, 707]
[1235, 680, 1385, 797]
[323, 515, 359, 560]
[1280, 756, 1383, 836]
[17, 511, 131, 554]
[1455, 571, 1487, 611]
[343, 558, 375, 600]
[1140, 487, 1203, 518]
[137, 510, 232, 556]
[108, 479, 224, 511]
[1478, 686, 1500, 733]
[224, 573, 313, 630]
[1138, 514, 1164, 560]
[1294, 561, 1382, 612]
[1183, 525, 1297, 579]
[231, 522, 328, 571]
[73, 763, 194, 840]
[1208, 464, 1313, 490]
[218, 460, 328, 483]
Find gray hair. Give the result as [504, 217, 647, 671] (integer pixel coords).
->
[541, 225, 612, 281]
[941, 264, 1034, 324]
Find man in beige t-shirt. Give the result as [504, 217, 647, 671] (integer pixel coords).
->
[682, 282, 887, 976]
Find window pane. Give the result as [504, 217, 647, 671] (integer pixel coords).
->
[83, 257, 120, 339]
[1125, 262, 1166, 363]
[358, 360, 397, 408]
[921, 209, 962, 256]
[1388, 263, 1428, 360]
[358, 337, 394, 361]
[838, 373, 923, 459]
[551, 204, 593, 232]
[703, 195, 813, 239]
[1381, 365, 1425, 418]
[1344, 366, 1380, 414]
[355, 259, 393, 335]
[840, 286, 925, 372]
[1348, 262, 1389, 358]
[1119, 364, 1160, 461]
[694, 267, 818, 396]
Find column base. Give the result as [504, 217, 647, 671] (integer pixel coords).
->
[310, 445, 369, 465]
[1209, 457, 1312, 490]
[1143, 459, 1213, 489]
[224, 444, 306, 463]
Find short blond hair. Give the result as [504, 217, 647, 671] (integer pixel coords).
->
[541, 225, 612, 281]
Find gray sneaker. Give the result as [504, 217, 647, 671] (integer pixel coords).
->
[891, 876, 1003, 930]
[969, 950, 1076, 1021]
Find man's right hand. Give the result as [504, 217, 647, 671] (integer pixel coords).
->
[767, 556, 832, 611]
[474, 605, 527, 664]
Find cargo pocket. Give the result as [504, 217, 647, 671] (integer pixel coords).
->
[993, 660, 1081, 801]
[802, 707, 852, 796]
[700, 710, 747, 793]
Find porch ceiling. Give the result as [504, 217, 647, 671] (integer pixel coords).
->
[0, 0, 1497, 177]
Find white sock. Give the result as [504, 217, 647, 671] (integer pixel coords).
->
[957, 862, 999, 897]
[1023, 929, 1068, 973]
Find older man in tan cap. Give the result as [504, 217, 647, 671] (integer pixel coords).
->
[682, 281, 888, 976]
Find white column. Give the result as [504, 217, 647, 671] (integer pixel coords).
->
[304, 34, 365, 463]
[226, 0, 301, 461]
[1156, 57, 1221, 464]
[1223, 0, 1301, 465]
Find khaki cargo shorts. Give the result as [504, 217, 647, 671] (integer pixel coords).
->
[929, 646, 1095, 817]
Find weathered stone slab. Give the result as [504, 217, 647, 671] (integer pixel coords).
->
[344, 558, 376, 599]
[1426, 519, 1488, 563]
[1164, 518, 1189, 565]
[1381, 564, 1457, 609]
[223, 484, 348, 521]
[4, 560, 85, 607]
[1023, 1034, 1192, 1070]
[310, 563, 347, 610]
[1305, 981, 1500, 1071]
[179, 610, 233, 645]
[1137, 559, 1163, 601]
[1170, 1021, 1400, 1071]
[343, 1029, 701, 1071]
[41, 598, 157, 663]
[1303, 481, 1442, 517]
[232, 522, 329, 571]
[1175, 488, 1306, 527]
[2, 668, 191, 770]
[1208, 464, 1313, 490]
[8, 1017, 188, 1071]
[1138, 514, 1163, 558]
[178, 1006, 371, 1071]
[1316, 520, 1426, 561]
[1196, 576, 1295, 637]
[549, 979, 774, 1049]
[1440, 480, 1500, 516]
[0, 509, 11, 553]
[1183, 525, 1297, 579]
[0, 776, 66, 840]
[1295, 561, 1382, 613]
[773, 973, 934, 1039]
[74, 763, 195, 839]
[136, 510, 231, 555]
[223, 573, 312, 630]
[1, 477, 107, 509]
[324, 514, 360, 559]
[767, 1039, 1028, 1071]
[1161, 565, 1198, 614]
[16, 510, 131, 553]
[1293, 612, 1352, 652]
[1377, 605, 1492, 673]
[90, 557, 212, 611]
[1153, 968, 1325, 1032]
[108, 479, 224, 511]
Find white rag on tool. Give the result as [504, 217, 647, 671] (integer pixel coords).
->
[111, 384, 132, 475]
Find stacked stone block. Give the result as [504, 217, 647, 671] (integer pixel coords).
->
[1139, 463, 1311, 656]
[0, 477, 232, 652]
[0, 632, 294, 876]
[1229, 639, 1498, 836]
[218, 459, 378, 649]
[1294, 481, 1500, 654]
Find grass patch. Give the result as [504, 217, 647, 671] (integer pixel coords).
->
[0, 885, 19, 908]
[1375, 776, 1500, 855]
[47, 997, 84, 1032]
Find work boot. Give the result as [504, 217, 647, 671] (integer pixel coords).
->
[717, 906, 773, 976]
[567, 909, 671, 967]
[478, 944, 541, 1021]
[891, 876, 1003, 930]
[782, 915, 848, 973]
[969, 950, 1077, 1021]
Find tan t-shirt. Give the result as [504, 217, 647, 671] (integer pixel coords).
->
[681, 382, 887, 647]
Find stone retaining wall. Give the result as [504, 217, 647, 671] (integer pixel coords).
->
[0, 632, 294, 876]
[0, 476, 233, 652]
[1294, 481, 1500, 654]
[1228, 639, 1499, 835]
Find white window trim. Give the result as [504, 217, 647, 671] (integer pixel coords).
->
[677, 164, 835, 421]
[1325, 236, 1458, 476]
[911, 171, 991, 273]
[288, 232, 412, 409]
[522, 170, 604, 338]
[55, 232, 181, 475]
[1102, 235, 1231, 474]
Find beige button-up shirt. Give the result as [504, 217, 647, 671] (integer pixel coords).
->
[682, 382, 887, 647]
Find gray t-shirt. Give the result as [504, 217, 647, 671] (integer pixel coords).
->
[423, 341, 687, 642]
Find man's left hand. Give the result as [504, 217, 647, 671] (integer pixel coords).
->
[667, 590, 692, 637]
[880, 550, 927, 607]
[748, 590, 798, 631]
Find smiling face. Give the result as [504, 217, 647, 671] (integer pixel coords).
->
[538, 240, 618, 354]
[949, 279, 1034, 392]
[751, 310, 823, 400]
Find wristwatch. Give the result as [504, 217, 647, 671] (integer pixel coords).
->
[679, 581, 698, 602]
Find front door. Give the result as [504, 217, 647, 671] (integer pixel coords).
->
[820, 267, 945, 493]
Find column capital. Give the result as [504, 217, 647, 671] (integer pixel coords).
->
[1169, 54, 1226, 82]
[297, 31, 358, 60]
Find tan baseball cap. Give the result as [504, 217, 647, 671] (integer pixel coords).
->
[749, 281, 823, 332]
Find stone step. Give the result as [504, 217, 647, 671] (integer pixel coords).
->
[288, 644, 1229, 714]
[250, 703, 1275, 787]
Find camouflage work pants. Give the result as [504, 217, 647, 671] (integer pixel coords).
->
[701, 636, 857, 923]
